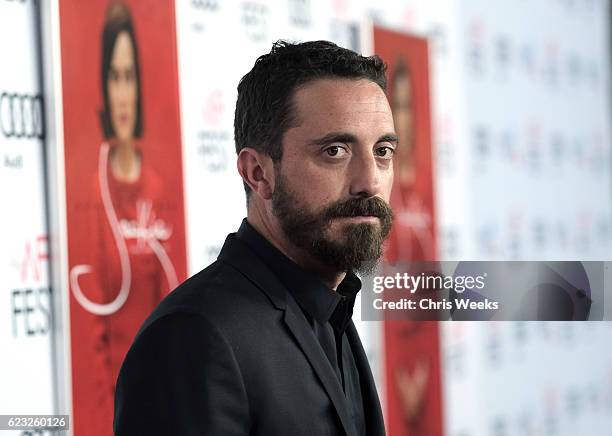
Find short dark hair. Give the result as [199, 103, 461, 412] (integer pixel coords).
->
[234, 40, 387, 197]
[99, 1, 143, 139]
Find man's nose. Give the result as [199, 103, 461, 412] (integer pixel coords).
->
[348, 153, 381, 198]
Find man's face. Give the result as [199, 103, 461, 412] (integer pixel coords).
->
[271, 78, 396, 273]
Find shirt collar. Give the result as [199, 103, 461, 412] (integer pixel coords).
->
[236, 218, 361, 326]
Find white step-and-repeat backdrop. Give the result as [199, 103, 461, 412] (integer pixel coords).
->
[0, 0, 56, 433]
[0, 0, 610, 435]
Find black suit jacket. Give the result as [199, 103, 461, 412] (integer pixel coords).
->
[114, 232, 386, 435]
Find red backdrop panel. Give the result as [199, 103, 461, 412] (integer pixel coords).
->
[374, 26, 443, 436]
[59, 1, 186, 434]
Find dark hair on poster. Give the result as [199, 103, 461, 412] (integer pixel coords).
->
[99, 0, 143, 139]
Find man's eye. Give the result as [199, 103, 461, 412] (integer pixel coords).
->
[375, 146, 395, 158]
[325, 146, 346, 157]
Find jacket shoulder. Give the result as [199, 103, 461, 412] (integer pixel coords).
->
[136, 259, 277, 340]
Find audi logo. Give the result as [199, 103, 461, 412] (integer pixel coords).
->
[0, 92, 45, 139]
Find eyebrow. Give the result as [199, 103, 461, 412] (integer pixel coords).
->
[310, 132, 398, 146]
[378, 133, 399, 145]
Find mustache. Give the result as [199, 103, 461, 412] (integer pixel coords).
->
[323, 196, 394, 221]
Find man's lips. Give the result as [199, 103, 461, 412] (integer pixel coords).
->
[335, 215, 380, 223]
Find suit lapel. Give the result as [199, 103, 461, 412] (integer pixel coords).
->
[283, 299, 355, 435]
[346, 322, 386, 436]
[218, 234, 288, 310]
[219, 234, 355, 435]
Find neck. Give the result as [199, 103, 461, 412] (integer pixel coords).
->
[247, 205, 346, 290]
[110, 141, 140, 182]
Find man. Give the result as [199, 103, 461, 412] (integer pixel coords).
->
[114, 40, 397, 435]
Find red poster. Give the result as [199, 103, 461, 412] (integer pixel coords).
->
[374, 27, 444, 436]
[59, 1, 187, 434]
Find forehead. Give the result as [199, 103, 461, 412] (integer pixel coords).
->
[290, 78, 394, 135]
[111, 31, 134, 64]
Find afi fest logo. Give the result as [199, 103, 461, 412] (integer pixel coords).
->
[202, 90, 224, 127]
[468, 18, 485, 75]
[0, 92, 44, 139]
[288, 0, 311, 28]
[200, 90, 229, 173]
[241, 2, 268, 42]
[191, 0, 219, 11]
[12, 235, 51, 338]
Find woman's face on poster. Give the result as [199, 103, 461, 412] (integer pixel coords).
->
[392, 74, 415, 185]
[108, 31, 138, 145]
[393, 75, 413, 152]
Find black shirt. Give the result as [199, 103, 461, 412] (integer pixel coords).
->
[236, 219, 367, 436]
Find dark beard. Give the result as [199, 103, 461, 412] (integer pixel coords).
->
[271, 172, 393, 274]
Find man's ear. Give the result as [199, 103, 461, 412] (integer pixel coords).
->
[237, 147, 275, 200]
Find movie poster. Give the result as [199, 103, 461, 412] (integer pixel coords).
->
[373, 27, 443, 436]
[0, 0, 55, 428]
[59, 1, 187, 434]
